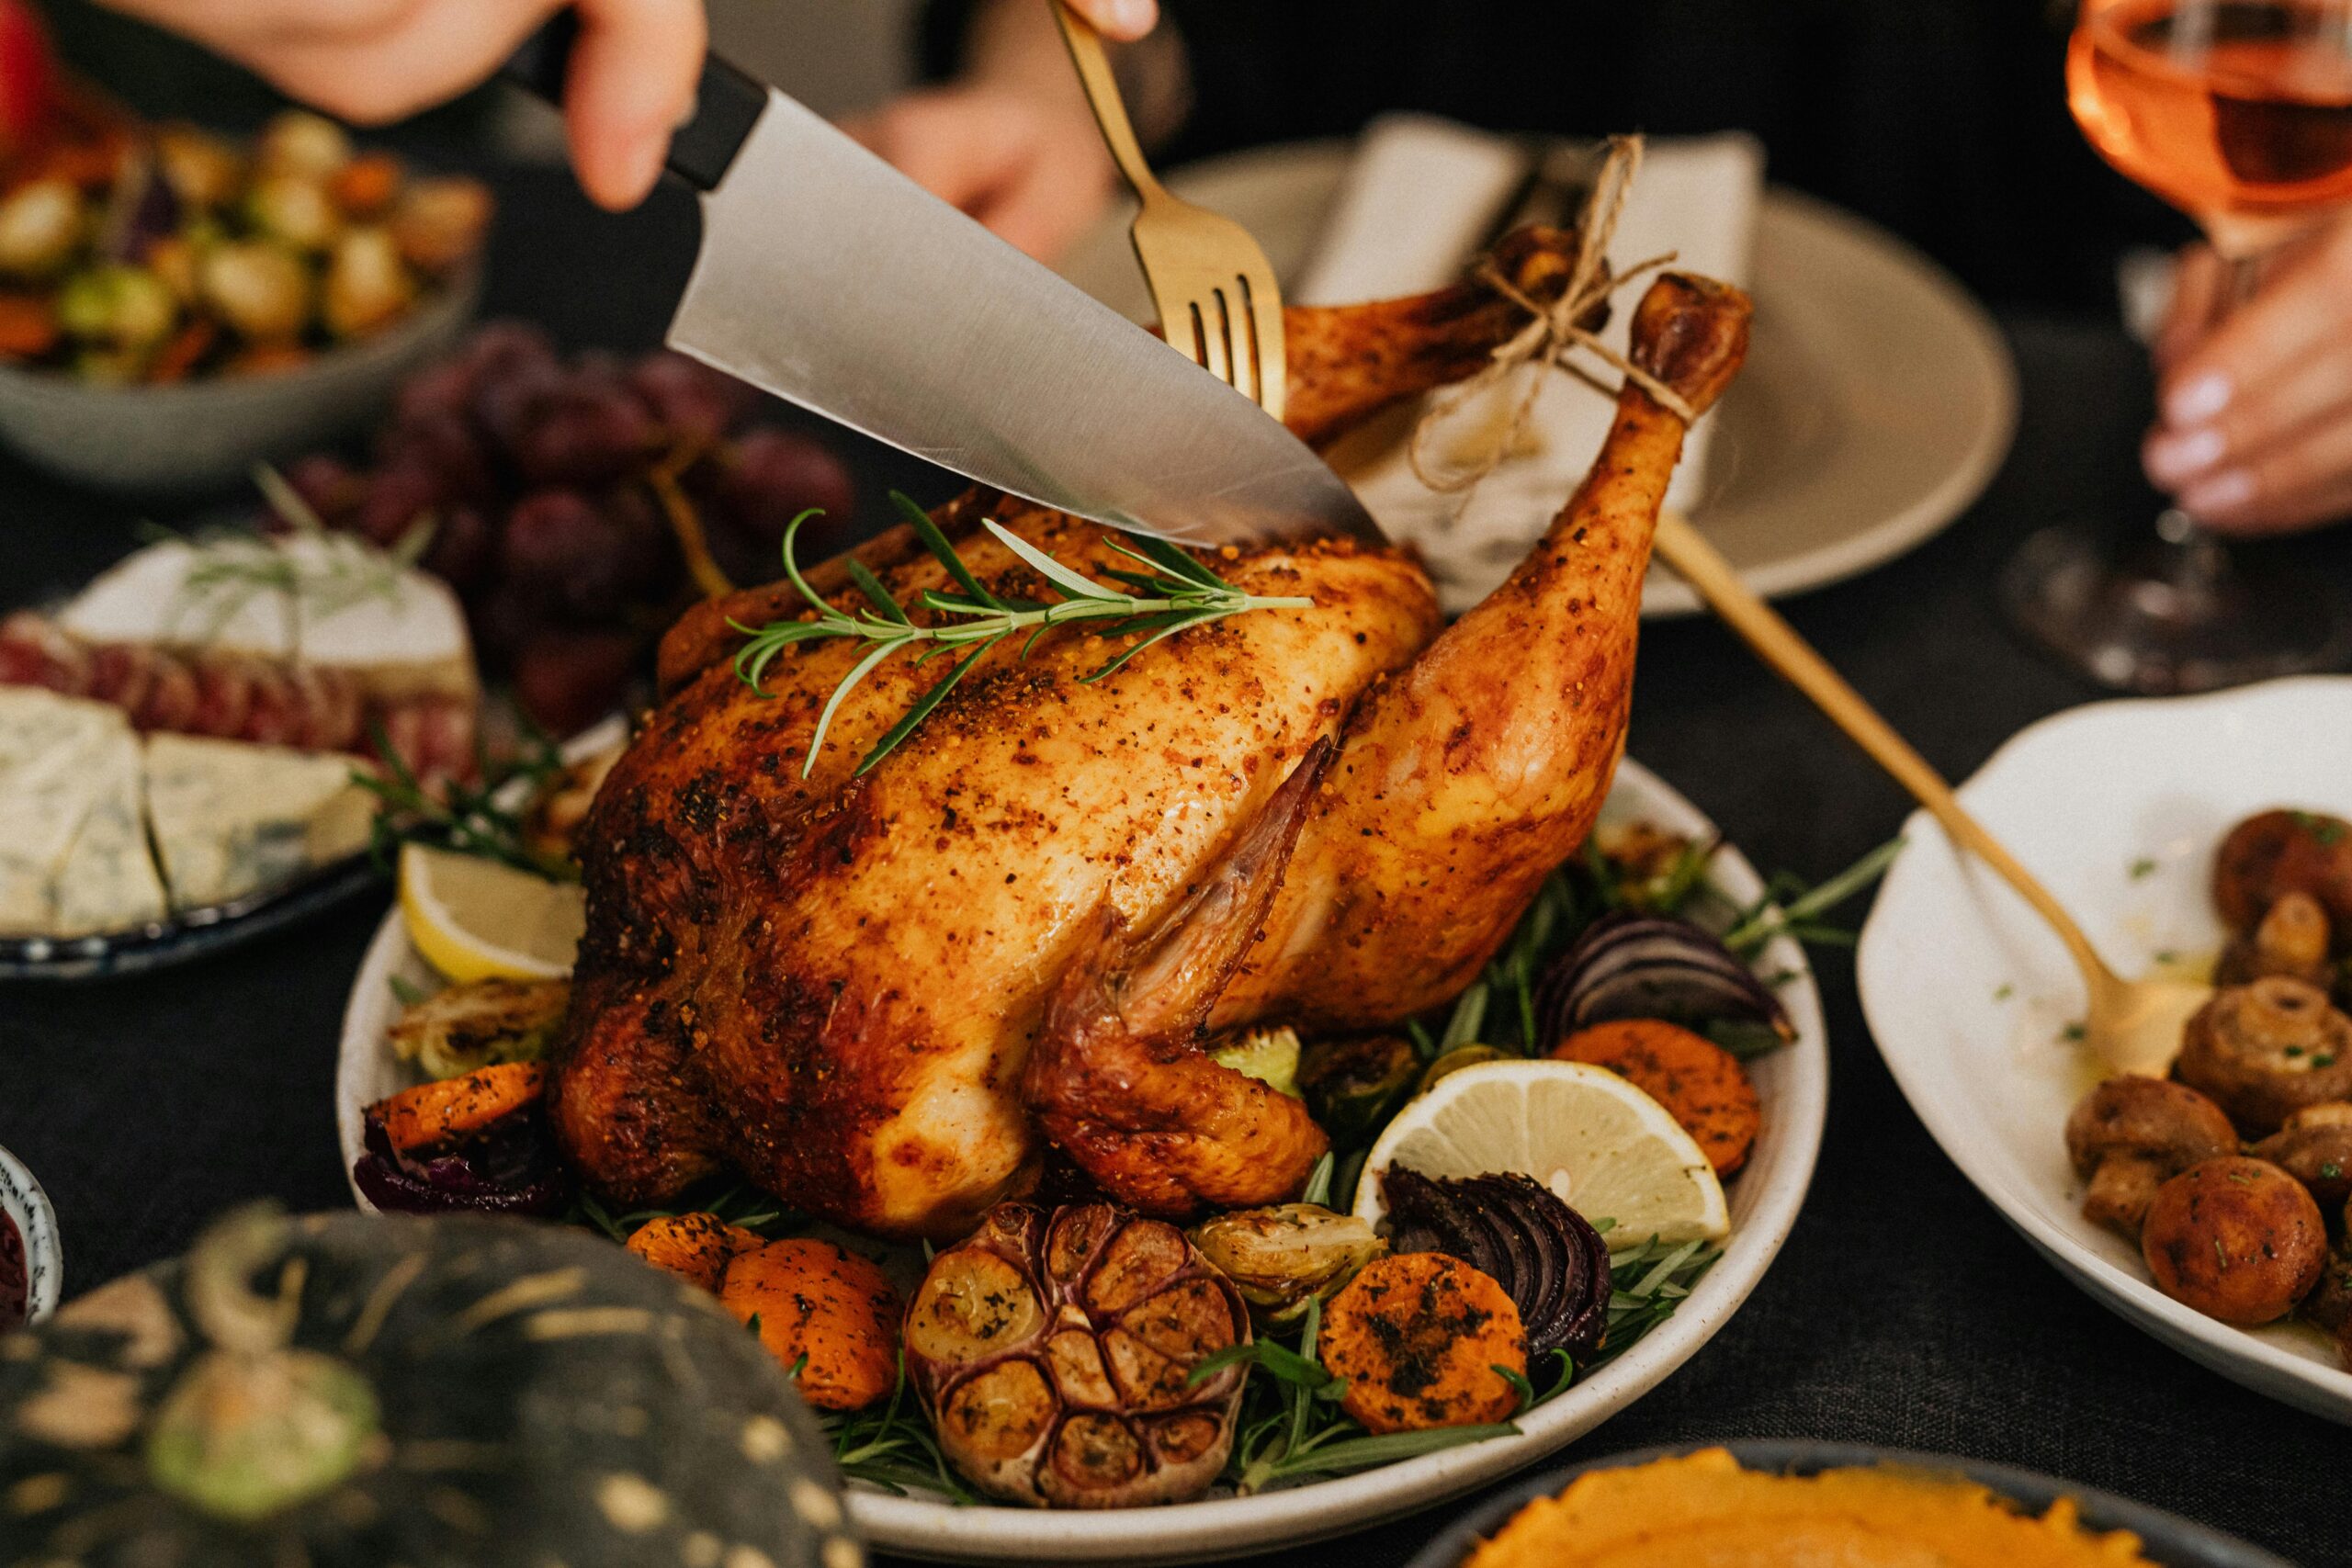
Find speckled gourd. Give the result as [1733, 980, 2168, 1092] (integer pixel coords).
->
[0, 1206, 854, 1567]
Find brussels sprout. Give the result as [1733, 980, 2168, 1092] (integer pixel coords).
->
[255, 109, 353, 179]
[1298, 1033, 1419, 1145]
[1212, 1024, 1302, 1099]
[55, 264, 176, 350]
[244, 175, 340, 253]
[198, 241, 311, 341]
[0, 178, 85, 279]
[322, 225, 414, 338]
[389, 175, 492, 274]
[1189, 1202, 1385, 1328]
[153, 123, 243, 209]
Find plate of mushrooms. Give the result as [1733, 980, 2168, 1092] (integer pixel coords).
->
[1860, 676, 2352, 1426]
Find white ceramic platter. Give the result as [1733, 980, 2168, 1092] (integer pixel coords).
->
[338, 757, 1827, 1562]
[1057, 141, 2018, 619]
[1858, 676, 2352, 1427]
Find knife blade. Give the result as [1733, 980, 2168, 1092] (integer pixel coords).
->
[503, 27, 1380, 550]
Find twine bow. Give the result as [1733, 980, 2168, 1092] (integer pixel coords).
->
[1408, 134, 1698, 503]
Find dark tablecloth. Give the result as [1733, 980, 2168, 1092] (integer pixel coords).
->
[3, 170, 2346, 1567]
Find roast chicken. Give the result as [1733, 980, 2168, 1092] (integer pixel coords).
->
[549, 229, 1753, 1238]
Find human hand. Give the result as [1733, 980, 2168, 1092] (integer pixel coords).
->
[844, 84, 1118, 263]
[96, 0, 705, 210]
[842, 0, 1161, 263]
[2143, 214, 2352, 536]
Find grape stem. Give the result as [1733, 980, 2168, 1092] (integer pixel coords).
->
[729, 493, 1313, 779]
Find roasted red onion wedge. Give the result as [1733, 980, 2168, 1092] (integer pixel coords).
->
[1379, 1169, 1611, 1359]
[1534, 911, 1792, 1051]
[351, 1105, 572, 1217]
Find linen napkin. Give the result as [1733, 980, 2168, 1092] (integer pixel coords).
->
[1299, 116, 1763, 612]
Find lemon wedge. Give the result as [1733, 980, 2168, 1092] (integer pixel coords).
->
[1354, 1059, 1729, 1247]
[398, 842, 585, 984]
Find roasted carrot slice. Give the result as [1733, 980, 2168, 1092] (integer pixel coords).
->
[627, 1212, 765, 1293]
[373, 1061, 546, 1154]
[328, 152, 403, 216]
[145, 320, 215, 384]
[1553, 1019, 1761, 1176]
[1321, 1251, 1525, 1434]
[719, 1238, 902, 1411]
[0, 293, 57, 359]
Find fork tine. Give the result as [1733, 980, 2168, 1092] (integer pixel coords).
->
[1199, 289, 1234, 388]
[1238, 268, 1286, 422]
[1223, 277, 1261, 405]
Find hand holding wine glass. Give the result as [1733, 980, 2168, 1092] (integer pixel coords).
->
[2006, 0, 2352, 691]
[2143, 211, 2352, 533]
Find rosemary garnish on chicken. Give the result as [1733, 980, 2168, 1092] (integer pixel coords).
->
[730, 493, 1314, 777]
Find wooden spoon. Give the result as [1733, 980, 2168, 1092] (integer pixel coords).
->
[1652, 510, 2208, 1077]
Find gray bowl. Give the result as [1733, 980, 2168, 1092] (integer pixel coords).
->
[0, 265, 480, 492]
[0, 1142, 60, 1325]
[1406, 1440, 2292, 1568]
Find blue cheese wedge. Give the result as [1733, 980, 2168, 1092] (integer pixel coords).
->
[145, 733, 374, 910]
[48, 731, 167, 938]
[0, 689, 138, 936]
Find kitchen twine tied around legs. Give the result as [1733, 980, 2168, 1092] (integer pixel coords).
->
[1408, 134, 1698, 511]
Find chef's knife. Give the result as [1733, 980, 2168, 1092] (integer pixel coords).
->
[503, 21, 1380, 548]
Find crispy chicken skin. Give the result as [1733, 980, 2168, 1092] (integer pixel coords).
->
[551, 232, 1752, 1236]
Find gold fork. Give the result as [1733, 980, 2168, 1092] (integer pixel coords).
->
[1053, 2, 1287, 421]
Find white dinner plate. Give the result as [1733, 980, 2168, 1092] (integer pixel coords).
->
[1057, 141, 2018, 618]
[1858, 676, 2352, 1427]
[337, 757, 1827, 1562]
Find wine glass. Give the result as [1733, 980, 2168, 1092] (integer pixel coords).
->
[2002, 0, 2352, 692]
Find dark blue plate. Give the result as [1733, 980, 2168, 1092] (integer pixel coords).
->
[0, 855, 382, 982]
[1405, 1440, 2291, 1568]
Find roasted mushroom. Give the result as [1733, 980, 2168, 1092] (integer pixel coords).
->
[2301, 1240, 2352, 1340]
[2251, 1101, 2352, 1215]
[2214, 808, 2352, 933]
[2064, 1077, 2238, 1238]
[2216, 890, 2335, 989]
[2176, 978, 2352, 1135]
[904, 1201, 1249, 1507]
[2140, 1156, 2327, 1325]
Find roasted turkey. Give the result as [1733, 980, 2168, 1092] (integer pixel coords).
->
[549, 230, 1752, 1238]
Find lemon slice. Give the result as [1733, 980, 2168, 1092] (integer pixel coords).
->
[1354, 1059, 1729, 1247]
[399, 842, 585, 983]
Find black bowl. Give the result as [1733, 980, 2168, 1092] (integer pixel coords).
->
[1404, 1440, 2291, 1568]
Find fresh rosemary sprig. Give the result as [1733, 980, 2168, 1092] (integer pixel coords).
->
[730, 493, 1313, 779]
[356, 723, 575, 883]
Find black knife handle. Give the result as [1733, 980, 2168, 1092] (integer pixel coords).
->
[502, 11, 766, 193]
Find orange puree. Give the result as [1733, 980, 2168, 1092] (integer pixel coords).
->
[1465, 1449, 2156, 1568]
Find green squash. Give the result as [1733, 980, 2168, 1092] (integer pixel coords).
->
[0, 1207, 856, 1568]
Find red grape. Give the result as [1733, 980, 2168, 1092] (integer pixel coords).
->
[501, 487, 638, 619]
[513, 626, 639, 737]
[354, 460, 449, 549]
[420, 502, 493, 591]
[392, 354, 479, 430]
[715, 426, 855, 543]
[277, 452, 362, 528]
[505, 367, 660, 487]
[629, 349, 755, 446]
[377, 408, 497, 504]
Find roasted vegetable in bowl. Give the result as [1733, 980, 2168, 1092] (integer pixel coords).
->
[904, 1202, 1250, 1506]
[1535, 911, 1793, 1055]
[0, 1206, 851, 1567]
[0, 110, 487, 384]
[352, 1062, 571, 1216]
